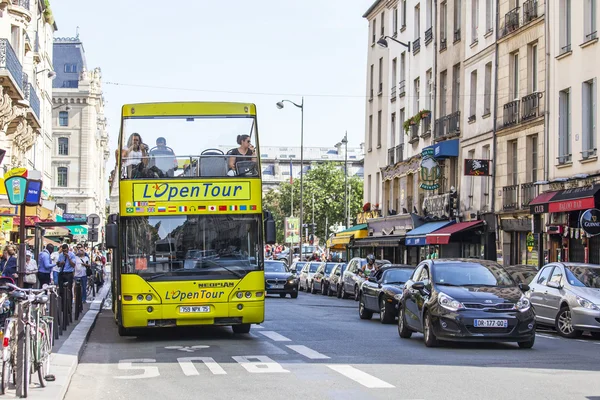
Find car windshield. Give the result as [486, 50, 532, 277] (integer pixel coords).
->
[325, 263, 337, 274]
[294, 262, 306, 270]
[565, 266, 600, 288]
[432, 262, 515, 287]
[382, 269, 414, 284]
[504, 266, 538, 285]
[264, 262, 287, 273]
[309, 263, 320, 273]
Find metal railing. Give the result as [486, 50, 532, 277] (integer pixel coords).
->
[582, 148, 597, 159]
[369, 88, 373, 100]
[520, 182, 537, 207]
[454, 29, 461, 42]
[11, 0, 30, 8]
[409, 124, 419, 143]
[522, 92, 542, 121]
[448, 111, 460, 134]
[0, 39, 24, 90]
[28, 84, 40, 118]
[503, 7, 520, 36]
[435, 117, 448, 140]
[425, 27, 433, 44]
[586, 31, 598, 41]
[560, 44, 572, 54]
[557, 154, 572, 165]
[391, 85, 396, 98]
[399, 80, 406, 96]
[434, 112, 460, 141]
[440, 38, 447, 51]
[503, 185, 519, 210]
[413, 37, 421, 53]
[503, 100, 520, 127]
[523, 0, 538, 24]
[378, 82, 383, 94]
[396, 143, 404, 163]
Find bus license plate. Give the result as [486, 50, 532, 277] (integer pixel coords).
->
[474, 319, 508, 328]
[180, 306, 210, 313]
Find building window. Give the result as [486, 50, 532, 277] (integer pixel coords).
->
[368, 115, 373, 151]
[377, 110, 382, 147]
[393, 7, 398, 35]
[508, 140, 518, 185]
[392, 58, 397, 90]
[381, 11, 385, 36]
[402, 0, 407, 28]
[510, 52, 519, 100]
[372, 19, 377, 44]
[414, 77, 420, 113]
[415, 4, 421, 38]
[558, 88, 572, 163]
[469, 70, 477, 120]
[62, 80, 78, 89]
[367, 174, 372, 203]
[391, 113, 396, 147]
[10, 26, 20, 57]
[441, 1, 448, 43]
[486, 0, 493, 32]
[426, 0, 433, 29]
[64, 64, 78, 73]
[472, 0, 479, 43]
[369, 64, 374, 98]
[452, 64, 460, 112]
[484, 62, 492, 115]
[376, 172, 380, 205]
[399, 108, 406, 144]
[378, 57, 383, 94]
[529, 135, 539, 182]
[582, 79, 597, 158]
[57, 167, 68, 187]
[585, 0, 597, 41]
[59, 111, 68, 127]
[58, 137, 69, 156]
[529, 43, 538, 93]
[426, 69, 433, 109]
[57, 203, 67, 213]
[560, 0, 572, 53]
[400, 52, 406, 82]
[454, 0, 462, 41]
[440, 70, 448, 115]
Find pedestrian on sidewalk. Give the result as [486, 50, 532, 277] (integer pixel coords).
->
[57, 243, 76, 292]
[51, 246, 60, 285]
[38, 243, 56, 287]
[75, 247, 89, 303]
[1, 246, 18, 280]
[24, 251, 38, 288]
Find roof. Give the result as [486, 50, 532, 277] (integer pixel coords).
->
[430, 258, 504, 268]
[362, 0, 384, 18]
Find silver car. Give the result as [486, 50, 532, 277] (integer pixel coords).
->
[528, 262, 600, 338]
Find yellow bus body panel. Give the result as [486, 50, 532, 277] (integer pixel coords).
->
[120, 271, 265, 328]
[121, 102, 257, 118]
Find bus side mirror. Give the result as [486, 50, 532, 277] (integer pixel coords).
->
[264, 210, 276, 245]
[105, 224, 118, 249]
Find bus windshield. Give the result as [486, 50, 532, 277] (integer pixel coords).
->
[122, 215, 263, 281]
[119, 115, 258, 179]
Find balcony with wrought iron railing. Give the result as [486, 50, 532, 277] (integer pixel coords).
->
[440, 38, 447, 51]
[503, 100, 520, 127]
[502, 7, 520, 37]
[434, 112, 461, 142]
[378, 82, 383, 95]
[503, 185, 519, 210]
[399, 80, 406, 97]
[420, 115, 431, 138]
[391, 85, 396, 100]
[522, 92, 543, 121]
[557, 154, 572, 165]
[388, 147, 396, 165]
[520, 182, 537, 208]
[11, 0, 30, 8]
[454, 29, 461, 42]
[582, 148, 597, 160]
[24, 82, 40, 119]
[0, 38, 24, 94]
[396, 143, 404, 163]
[413, 37, 421, 54]
[523, 0, 538, 24]
[409, 124, 420, 144]
[425, 27, 433, 45]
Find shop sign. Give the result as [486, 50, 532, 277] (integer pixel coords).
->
[526, 232, 535, 252]
[579, 209, 600, 236]
[357, 210, 381, 224]
[419, 156, 441, 191]
[464, 159, 491, 176]
[548, 197, 595, 213]
[284, 217, 300, 244]
[530, 203, 548, 214]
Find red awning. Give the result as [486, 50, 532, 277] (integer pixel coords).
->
[529, 191, 558, 205]
[426, 220, 484, 245]
[12, 216, 54, 227]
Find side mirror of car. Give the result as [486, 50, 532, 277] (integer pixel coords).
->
[367, 277, 377, 283]
[412, 281, 425, 291]
[336, 271, 341, 276]
[546, 281, 562, 290]
[519, 283, 531, 292]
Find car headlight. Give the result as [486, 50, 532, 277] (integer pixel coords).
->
[515, 295, 531, 312]
[287, 277, 297, 283]
[576, 296, 600, 311]
[438, 292, 465, 312]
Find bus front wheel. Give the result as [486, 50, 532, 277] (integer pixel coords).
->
[232, 324, 251, 334]
[118, 325, 134, 337]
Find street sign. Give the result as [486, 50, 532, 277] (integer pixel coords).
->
[24, 180, 43, 206]
[526, 232, 535, 252]
[87, 213, 100, 226]
[284, 217, 300, 244]
[62, 213, 86, 222]
[88, 227, 99, 242]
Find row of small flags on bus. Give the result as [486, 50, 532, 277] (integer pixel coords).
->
[128, 205, 257, 213]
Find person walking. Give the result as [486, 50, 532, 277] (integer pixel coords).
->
[37, 243, 56, 287]
[24, 251, 38, 288]
[57, 244, 76, 292]
[1, 246, 18, 281]
[74, 247, 89, 303]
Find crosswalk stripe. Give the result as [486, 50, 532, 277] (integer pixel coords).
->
[286, 345, 330, 359]
[328, 365, 395, 388]
[258, 331, 292, 342]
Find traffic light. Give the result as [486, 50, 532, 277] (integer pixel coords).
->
[448, 191, 458, 219]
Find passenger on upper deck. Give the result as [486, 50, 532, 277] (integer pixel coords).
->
[149, 137, 177, 177]
[227, 134, 256, 176]
[119, 133, 148, 178]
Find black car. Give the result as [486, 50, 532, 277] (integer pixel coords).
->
[398, 259, 535, 348]
[358, 265, 415, 324]
[312, 262, 338, 295]
[264, 260, 298, 298]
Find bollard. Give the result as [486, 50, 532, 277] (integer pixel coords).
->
[15, 302, 24, 397]
[74, 280, 81, 321]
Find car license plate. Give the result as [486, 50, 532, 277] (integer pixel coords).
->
[474, 319, 508, 328]
[270, 284, 284, 289]
[179, 306, 210, 313]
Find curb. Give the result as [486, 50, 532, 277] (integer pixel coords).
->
[27, 284, 110, 400]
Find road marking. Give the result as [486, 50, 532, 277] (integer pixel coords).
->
[536, 334, 559, 340]
[178, 357, 227, 375]
[232, 356, 290, 373]
[259, 331, 292, 342]
[114, 359, 160, 380]
[253, 325, 264, 329]
[327, 365, 395, 388]
[286, 345, 330, 359]
[576, 339, 590, 344]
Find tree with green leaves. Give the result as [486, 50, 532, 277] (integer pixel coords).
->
[262, 162, 363, 245]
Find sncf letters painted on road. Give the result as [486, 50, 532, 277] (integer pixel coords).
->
[133, 181, 251, 202]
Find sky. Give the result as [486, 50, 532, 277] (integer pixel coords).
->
[51, 0, 376, 171]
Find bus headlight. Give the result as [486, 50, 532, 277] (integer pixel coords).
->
[146, 295, 152, 301]
[245, 292, 252, 298]
[137, 295, 144, 301]
[236, 292, 243, 299]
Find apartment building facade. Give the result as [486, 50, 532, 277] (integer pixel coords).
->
[494, 0, 546, 266]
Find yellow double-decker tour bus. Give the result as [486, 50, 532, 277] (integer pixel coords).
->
[105, 102, 275, 336]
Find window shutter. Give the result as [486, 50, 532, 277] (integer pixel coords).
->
[558, 93, 564, 157]
[568, 90, 572, 155]
[583, 82, 590, 152]
[594, 78, 598, 151]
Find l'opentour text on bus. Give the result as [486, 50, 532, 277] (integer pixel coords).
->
[105, 102, 275, 336]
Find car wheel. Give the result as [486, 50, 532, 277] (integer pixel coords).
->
[555, 306, 583, 338]
[336, 285, 342, 299]
[341, 285, 348, 299]
[290, 292, 298, 299]
[232, 324, 251, 334]
[423, 311, 439, 347]
[359, 295, 373, 320]
[279, 294, 286, 298]
[590, 332, 600, 339]
[354, 285, 360, 301]
[311, 282, 317, 294]
[379, 297, 394, 324]
[327, 285, 334, 297]
[398, 304, 413, 338]
[518, 336, 535, 349]
[321, 283, 328, 296]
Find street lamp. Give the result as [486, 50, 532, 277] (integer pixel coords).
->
[276, 97, 304, 256]
[377, 36, 411, 52]
[341, 133, 348, 228]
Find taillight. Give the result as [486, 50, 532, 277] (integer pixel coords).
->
[3, 337, 10, 348]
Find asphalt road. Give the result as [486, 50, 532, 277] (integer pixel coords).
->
[65, 290, 600, 400]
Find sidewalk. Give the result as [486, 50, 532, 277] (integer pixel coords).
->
[7, 283, 111, 399]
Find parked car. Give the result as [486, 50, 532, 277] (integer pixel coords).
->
[289, 261, 307, 278]
[311, 262, 338, 295]
[398, 259, 535, 348]
[527, 262, 600, 338]
[358, 265, 416, 324]
[341, 257, 391, 301]
[273, 249, 290, 265]
[327, 263, 347, 297]
[298, 262, 322, 292]
[264, 260, 298, 298]
[504, 264, 539, 285]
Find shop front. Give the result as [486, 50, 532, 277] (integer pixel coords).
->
[326, 224, 368, 261]
[405, 220, 455, 264]
[425, 220, 486, 258]
[352, 214, 415, 263]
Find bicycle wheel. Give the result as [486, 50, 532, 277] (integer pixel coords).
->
[23, 325, 31, 397]
[37, 325, 51, 387]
